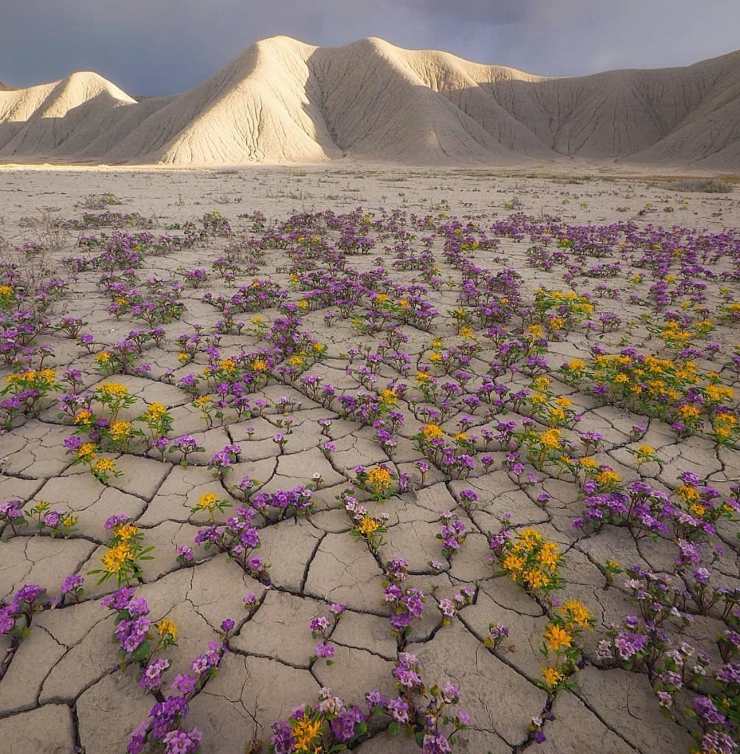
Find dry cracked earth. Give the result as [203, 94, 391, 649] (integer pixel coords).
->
[0, 166, 738, 754]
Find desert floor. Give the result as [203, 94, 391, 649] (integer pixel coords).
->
[0, 165, 738, 754]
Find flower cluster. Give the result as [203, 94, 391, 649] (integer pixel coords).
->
[561, 350, 738, 444]
[250, 485, 314, 521]
[540, 599, 594, 690]
[383, 558, 426, 635]
[344, 494, 388, 552]
[489, 527, 564, 596]
[91, 515, 154, 586]
[355, 463, 397, 500]
[194, 504, 268, 582]
[436, 512, 467, 560]
[102, 587, 177, 668]
[308, 604, 345, 664]
[271, 688, 367, 753]
[1, 368, 60, 429]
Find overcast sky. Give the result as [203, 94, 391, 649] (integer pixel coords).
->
[1, 0, 738, 95]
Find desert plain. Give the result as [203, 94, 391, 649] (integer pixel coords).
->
[0, 162, 738, 754]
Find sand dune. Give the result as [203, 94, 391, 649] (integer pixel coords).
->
[0, 36, 738, 166]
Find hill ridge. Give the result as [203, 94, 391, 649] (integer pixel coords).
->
[1, 36, 737, 166]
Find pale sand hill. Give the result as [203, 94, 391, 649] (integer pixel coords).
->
[0, 71, 135, 154]
[0, 36, 738, 167]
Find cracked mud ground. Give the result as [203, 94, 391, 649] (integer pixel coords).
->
[0, 167, 738, 754]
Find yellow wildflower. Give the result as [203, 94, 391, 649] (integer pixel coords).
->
[502, 554, 525, 573]
[219, 358, 237, 373]
[198, 492, 220, 511]
[542, 666, 563, 688]
[93, 458, 117, 476]
[544, 624, 573, 652]
[366, 465, 393, 492]
[524, 569, 550, 590]
[358, 515, 380, 536]
[679, 404, 701, 419]
[421, 423, 444, 440]
[156, 618, 177, 640]
[292, 717, 322, 752]
[109, 420, 132, 441]
[78, 442, 97, 458]
[115, 524, 139, 541]
[596, 469, 621, 488]
[705, 384, 733, 403]
[561, 599, 593, 630]
[145, 402, 167, 420]
[380, 388, 397, 406]
[98, 383, 128, 399]
[540, 429, 561, 449]
[102, 543, 131, 575]
[538, 543, 560, 569]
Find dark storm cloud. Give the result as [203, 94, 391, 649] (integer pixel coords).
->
[397, 0, 532, 24]
[1, 0, 738, 95]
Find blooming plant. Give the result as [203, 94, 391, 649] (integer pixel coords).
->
[596, 566, 738, 753]
[309, 607, 344, 665]
[383, 558, 426, 636]
[94, 382, 136, 421]
[0, 584, 48, 679]
[24, 499, 78, 537]
[127, 639, 229, 754]
[191, 491, 232, 522]
[194, 504, 268, 582]
[270, 688, 368, 753]
[102, 587, 177, 668]
[91, 516, 154, 586]
[540, 599, 594, 691]
[369, 654, 471, 751]
[208, 443, 241, 478]
[533, 288, 594, 334]
[526, 375, 578, 428]
[489, 526, 564, 597]
[1, 368, 60, 428]
[172, 435, 205, 465]
[436, 588, 474, 626]
[343, 493, 388, 552]
[250, 485, 314, 522]
[513, 422, 576, 473]
[436, 512, 466, 560]
[483, 623, 510, 651]
[355, 464, 397, 500]
[139, 401, 174, 450]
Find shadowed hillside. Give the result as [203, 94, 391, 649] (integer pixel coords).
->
[1, 37, 738, 166]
